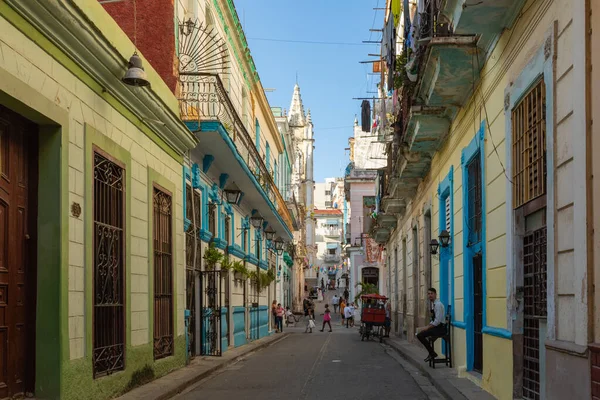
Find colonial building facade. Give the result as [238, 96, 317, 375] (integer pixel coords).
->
[0, 0, 198, 399]
[372, 0, 591, 398]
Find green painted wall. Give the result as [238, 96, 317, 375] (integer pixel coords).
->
[0, 58, 71, 399]
[0, 3, 183, 163]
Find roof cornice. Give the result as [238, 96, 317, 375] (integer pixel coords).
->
[5, 0, 198, 156]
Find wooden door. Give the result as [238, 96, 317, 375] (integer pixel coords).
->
[0, 104, 37, 398]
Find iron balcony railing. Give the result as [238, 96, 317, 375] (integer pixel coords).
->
[416, 0, 452, 42]
[322, 253, 341, 263]
[179, 72, 294, 231]
[322, 228, 342, 238]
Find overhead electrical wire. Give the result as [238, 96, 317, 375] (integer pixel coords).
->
[247, 37, 371, 46]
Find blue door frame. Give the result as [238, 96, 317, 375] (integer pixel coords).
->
[461, 121, 486, 372]
[437, 167, 454, 354]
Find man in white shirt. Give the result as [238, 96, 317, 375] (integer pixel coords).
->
[416, 287, 446, 362]
[344, 303, 354, 328]
[332, 295, 339, 313]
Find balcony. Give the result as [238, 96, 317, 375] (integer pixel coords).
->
[179, 72, 294, 238]
[372, 226, 391, 244]
[376, 213, 397, 230]
[440, 0, 526, 52]
[322, 253, 341, 263]
[322, 227, 342, 238]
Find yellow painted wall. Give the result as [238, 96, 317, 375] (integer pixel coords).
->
[387, 0, 565, 398]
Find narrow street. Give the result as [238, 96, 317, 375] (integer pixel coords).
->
[173, 293, 432, 400]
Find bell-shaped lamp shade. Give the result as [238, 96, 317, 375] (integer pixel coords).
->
[264, 225, 276, 241]
[224, 188, 242, 204]
[122, 52, 150, 87]
[274, 237, 285, 252]
[439, 230, 451, 248]
[250, 214, 263, 229]
[429, 239, 440, 255]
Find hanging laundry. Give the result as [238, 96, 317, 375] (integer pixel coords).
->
[361, 100, 371, 132]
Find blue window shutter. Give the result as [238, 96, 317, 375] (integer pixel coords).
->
[255, 119, 260, 150]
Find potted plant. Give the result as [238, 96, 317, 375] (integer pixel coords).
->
[221, 256, 232, 274]
[354, 281, 379, 304]
[203, 242, 223, 271]
[232, 260, 248, 281]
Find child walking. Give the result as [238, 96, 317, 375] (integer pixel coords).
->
[305, 308, 315, 333]
[320, 304, 333, 332]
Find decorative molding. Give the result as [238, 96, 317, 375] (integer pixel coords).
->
[203, 155, 215, 173]
[4, 0, 197, 156]
[219, 173, 229, 189]
[544, 36, 552, 60]
[191, 163, 201, 188]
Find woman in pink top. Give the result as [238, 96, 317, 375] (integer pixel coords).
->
[320, 304, 333, 332]
[275, 303, 285, 332]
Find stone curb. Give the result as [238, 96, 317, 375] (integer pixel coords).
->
[117, 333, 290, 400]
[383, 338, 467, 400]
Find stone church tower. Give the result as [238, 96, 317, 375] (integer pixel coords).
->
[288, 84, 316, 282]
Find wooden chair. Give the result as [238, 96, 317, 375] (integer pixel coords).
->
[428, 305, 452, 369]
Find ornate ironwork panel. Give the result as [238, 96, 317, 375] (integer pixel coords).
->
[201, 270, 222, 356]
[512, 80, 547, 209]
[92, 151, 125, 377]
[153, 187, 174, 359]
[522, 226, 547, 400]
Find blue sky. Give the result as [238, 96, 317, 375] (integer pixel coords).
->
[235, 0, 383, 182]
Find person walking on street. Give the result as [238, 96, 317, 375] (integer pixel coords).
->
[344, 302, 354, 328]
[340, 298, 346, 326]
[320, 304, 333, 332]
[344, 288, 349, 301]
[417, 288, 446, 362]
[275, 303, 285, 333]
[305, 308, 315, 333]
[332, 294, 339, 313]
[271, 300, 278, 331]
[384, 299, 392, 337]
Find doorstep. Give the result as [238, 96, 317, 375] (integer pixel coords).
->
[383, 337, 497, 400]
[114, 333, 290, 400]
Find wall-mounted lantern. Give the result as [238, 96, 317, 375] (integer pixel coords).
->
[439, 230, 451, 248]
[429, 239, 440, 255]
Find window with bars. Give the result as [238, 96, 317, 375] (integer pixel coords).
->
[512, 80, 547, 209]
[208, 203, 216, 235]
[467, 154, 482, 245]
[153, 187, 174, 359]
[92, 151, 125, 377]
[224, 216, 230, 247]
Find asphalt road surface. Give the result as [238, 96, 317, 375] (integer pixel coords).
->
[173, 293, 433, 400]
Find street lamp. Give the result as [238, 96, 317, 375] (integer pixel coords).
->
[439, 230, 451, 248]
[223, 186, 242, 204]
[264, 225, 276, 241]
[429, 239, 440, 255]
[274, 237, 285, 256]
[250, 213, 264, 229]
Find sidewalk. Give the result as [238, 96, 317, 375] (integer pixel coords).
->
[383, 337, 497, 400]
[115, 333, 290, 400]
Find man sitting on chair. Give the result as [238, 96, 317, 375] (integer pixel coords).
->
[416, 287, 446, 362]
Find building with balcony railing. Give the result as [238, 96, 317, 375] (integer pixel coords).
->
[371, 0, 591, 398]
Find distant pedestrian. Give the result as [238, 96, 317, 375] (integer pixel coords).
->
[286, 307, 298, 327]
[317, 288, 323, 302]
[384, 300, 392, 337]
[320, 304, 333, 332]
[303, 298, 310, 316]
[340, 298, 346, 326]
[332, 294, 340, 313]
[275, 303, 284, 333]
[271, 300, 278, 330]
[305, 308, 315, 333]
[344, 288, 349, 300]
[344, 302, 355, 328]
